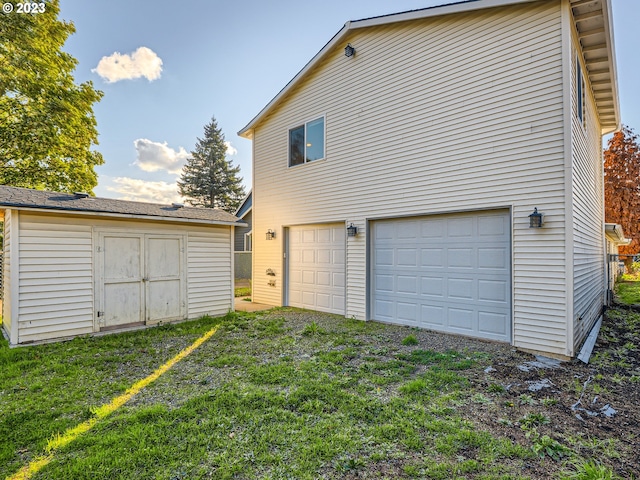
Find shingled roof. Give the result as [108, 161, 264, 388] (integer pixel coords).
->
[0, 186, 243, 226]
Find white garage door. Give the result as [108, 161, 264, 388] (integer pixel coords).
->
[288, 224, 345, 314]
[372, 210, 511, 342]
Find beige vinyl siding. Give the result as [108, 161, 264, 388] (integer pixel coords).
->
[234, 210, 251, 251]
[18, 214, 93, 343]
[187, 227, 233, 318]
[8, 212, 232, 344]
[252, 1, 569, 354]
[571, 39, 606, 353]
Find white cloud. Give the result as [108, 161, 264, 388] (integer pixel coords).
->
[93, 46, 163, 83]
[107, 177, 182, 204]
[133, 138, 189, 174]
[225, 141, 238, 156]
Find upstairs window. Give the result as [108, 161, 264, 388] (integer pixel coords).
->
[289, 117, 325, 167]
[576, 55, 586, 128]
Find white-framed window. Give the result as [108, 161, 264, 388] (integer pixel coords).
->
[289, 116, 325, 167]
[575, 54, 586, 128]
[244, 231, 252, 252]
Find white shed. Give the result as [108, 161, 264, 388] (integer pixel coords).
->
[0, 186, 242, 346]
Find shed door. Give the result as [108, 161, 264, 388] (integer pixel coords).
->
[98, 233, 185, 329]
[287, 224, 345, 314]
[371, 210, 511, 342]
[145, 236, 183, 324]
[102, 235, 144, 327]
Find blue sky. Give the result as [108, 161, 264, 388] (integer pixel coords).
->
[58, 0, 640, 203]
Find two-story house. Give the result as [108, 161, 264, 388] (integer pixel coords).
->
[238, 0, 619, 359]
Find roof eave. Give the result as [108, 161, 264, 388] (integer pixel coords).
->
[0, 204, 244, 227]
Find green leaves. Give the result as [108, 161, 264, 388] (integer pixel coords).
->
[0, 0, 103, 193]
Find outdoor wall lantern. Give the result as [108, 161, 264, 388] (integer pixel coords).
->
[266, 229, 276, 240]
[529, 208, 544, 228]
[345, 44, 356, 57]
[347, 223, 358, 237]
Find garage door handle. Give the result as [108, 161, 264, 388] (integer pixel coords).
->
[142, 277, 149, 282]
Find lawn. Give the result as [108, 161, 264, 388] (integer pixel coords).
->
[615, 279, 640, 305]
[1, 308, 637, 479]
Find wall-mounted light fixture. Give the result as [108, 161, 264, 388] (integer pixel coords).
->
[266, 229, 276, 240]
[347, 223, 358, 237]
[529, 208, 543, 228]
[345, 44, 356, 57]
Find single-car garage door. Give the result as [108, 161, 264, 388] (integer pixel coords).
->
[372, 210, 511, 342]
[288, 224, 345, 314]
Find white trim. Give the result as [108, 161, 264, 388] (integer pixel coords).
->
[233, 190, 252, 216]
[9, 209, 19, 345]
[562, 0, 575, 358]
[599, 0, 620, 133]
[238, 0, 617, 139]
[288, 114, 327, 167]
[230, 226, 235, 311]
[1, 205, 243, 227]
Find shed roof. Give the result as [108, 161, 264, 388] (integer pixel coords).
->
[0, 186, 242, 226]
[238, 0, 619, 138]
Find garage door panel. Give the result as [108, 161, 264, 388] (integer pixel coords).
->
[398, 221, 419, 238]
[376, 274, 394, 292]
[421, 276, 443, 296]
[448, 278, 474, 299]
[478, 280, 508, 302]
[372, 210, 511, 342]
[289, 224, 345, 315]
[448, 217, 474, 237]
[397, 276, 417, 294]
[478, 215, 508, 236]
[397, 248, 418, 266]
[478, 248, 508, 269]
[421, 219, 446, 238]
[479, 311, 509, 335]
[397, 302, 418, 324]
[317, 249, 331, 263]
[422, 305, 444, 326]
[448, 249, 474, 268]
[421, 249, 444, 267]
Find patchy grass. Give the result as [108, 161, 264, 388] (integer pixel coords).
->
[234, 286, 251, 297]
[614, 280, 640, 305]
[1, 308, 638, 479]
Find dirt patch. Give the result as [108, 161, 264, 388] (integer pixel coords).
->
[462, 305, 640, 479]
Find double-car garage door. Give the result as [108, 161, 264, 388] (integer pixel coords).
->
[286, 211, 511, 342]
[371, 210, 511, 342]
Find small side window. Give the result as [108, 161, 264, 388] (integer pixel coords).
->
[576, 56, 586, 128]
[289, 116, 325, 166]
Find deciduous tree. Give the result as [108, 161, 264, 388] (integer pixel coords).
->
[178, 117, 245, 212]
[604, 125, 640, 257]
[0, 0, 103, 193]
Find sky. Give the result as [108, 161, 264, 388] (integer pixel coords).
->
[56, 0, 640, 204]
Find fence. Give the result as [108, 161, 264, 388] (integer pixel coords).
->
[235, 252, 251, 280]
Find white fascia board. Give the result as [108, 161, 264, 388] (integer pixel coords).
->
[6, 206, 246, 228]
[238, 0, 537, 139]
[600, 0, 621, 134]
[350, 0, 533, 29]
[238, 22, 351, 139]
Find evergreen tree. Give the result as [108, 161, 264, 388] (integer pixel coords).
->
[178, 117, 245, 212]
[0, 0, 104, 193]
